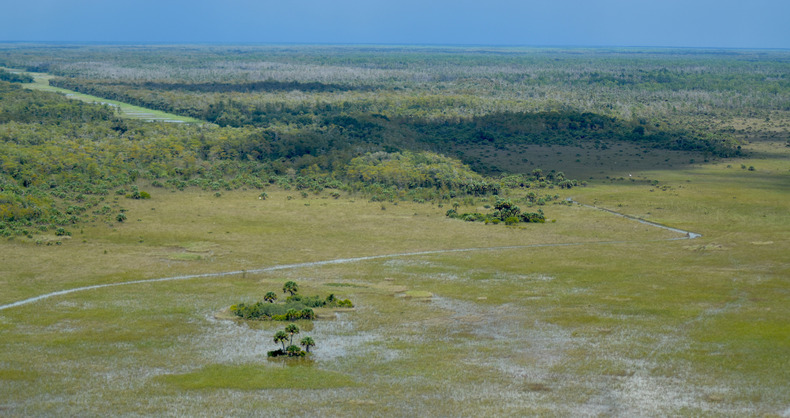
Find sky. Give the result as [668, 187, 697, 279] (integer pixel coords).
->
[1, 0, 788, 49]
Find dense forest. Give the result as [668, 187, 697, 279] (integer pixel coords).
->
[1, 45, 789, 239]
[0, 80, 531, 237]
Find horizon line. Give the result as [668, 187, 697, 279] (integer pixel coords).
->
[1, 40, 789, 52]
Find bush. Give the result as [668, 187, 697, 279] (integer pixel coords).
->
[300, 308, 316, 320]
[267, 349, 286, 357]
[336, 299, 354, 308]
[286, 294, 326, 308]
[268, 346, 306, 358]
[520, 211, 545, 223]
[286, 345, 305, 357]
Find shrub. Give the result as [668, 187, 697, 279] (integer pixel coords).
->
[520, 211, 545, 223]
[286, 345, 306, 357]
[300, 308, 316, 320]
[337, 299, 354, 308]
[285, 308, 300, 320]
[287, 294, 326, 308]
[267, 349, 286, 358]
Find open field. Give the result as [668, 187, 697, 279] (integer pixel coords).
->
[1, 134, 788, 415]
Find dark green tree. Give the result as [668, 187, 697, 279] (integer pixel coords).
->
[285, 323, 300, 345]
[263, 291, 277, 303]
[300, 308, 315, 319]
[274, 330, 288, 351]
[286, 308, 299, 320]
[283, 281, 299, 296]
[300, 336, 316, 353]
[494, 198, 520, 220]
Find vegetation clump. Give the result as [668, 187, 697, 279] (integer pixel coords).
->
[267, 324, 316, 358]
[230, 281, 353, 321]
[124, 186, 151, 200]
[0, 69, 33, 83]
[446, 198, 545, 225]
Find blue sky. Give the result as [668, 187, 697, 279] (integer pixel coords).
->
[1, 0, 788, 48]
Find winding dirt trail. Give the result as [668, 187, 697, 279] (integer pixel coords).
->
[0, 203, 700, 311]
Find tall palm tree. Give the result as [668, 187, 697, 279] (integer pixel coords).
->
[283, 281, 298, 296]
[263, 291, 277, 303]
[284, 323, 300, 346]
[273, 330, 288, 351]
[300, 336, 315, 353]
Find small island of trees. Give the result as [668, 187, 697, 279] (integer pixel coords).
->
[230, 281, 353, 321]
[267, 323, 316, 358]
[446, 197, 545, 225]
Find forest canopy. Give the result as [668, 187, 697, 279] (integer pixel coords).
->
[2, 45, 787, 238]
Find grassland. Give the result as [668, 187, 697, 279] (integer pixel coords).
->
[1, 131, 788, 415]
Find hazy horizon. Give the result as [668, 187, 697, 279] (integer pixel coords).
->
[2, 0, 788, 49]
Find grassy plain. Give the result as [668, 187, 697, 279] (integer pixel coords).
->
[1, 134, 788, 415]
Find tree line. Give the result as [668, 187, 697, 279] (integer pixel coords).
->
[1, 80, 570, 238]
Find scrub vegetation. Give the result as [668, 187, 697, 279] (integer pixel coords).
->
[0, 44, 788, 416]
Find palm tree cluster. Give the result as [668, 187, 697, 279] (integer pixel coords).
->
[268, 324, 316, 358]
[231, 281, 351, 320]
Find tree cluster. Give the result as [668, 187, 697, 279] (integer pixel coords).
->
[230, 281, 352, 321]
[0, 69, 33, 84]
[267, 323, 315, 358]
[446, 198, 545, 225]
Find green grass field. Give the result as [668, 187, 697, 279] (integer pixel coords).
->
[1, 129, 788, 415]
